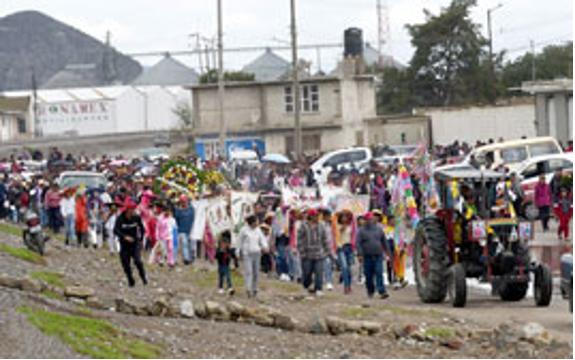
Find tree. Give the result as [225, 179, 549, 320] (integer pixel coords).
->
[376, 67, 414, 114]
[172, 101, 193, 129]
[501, 42, 573, 88]
[406, 0, 492, 106]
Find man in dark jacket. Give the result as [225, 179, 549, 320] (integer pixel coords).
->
[297, 209, 331, 295]
[174, 195, 195, 265]
[114, 202, 147, 287]
[357, 212, 390, 299]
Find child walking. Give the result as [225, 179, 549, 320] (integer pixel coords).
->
[555, 189, 573, 241]
[215, 231, 237, 295]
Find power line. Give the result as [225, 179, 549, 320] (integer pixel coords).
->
[505, 34, 573, 54]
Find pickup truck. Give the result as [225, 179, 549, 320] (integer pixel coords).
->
[561, 253, 573, 313]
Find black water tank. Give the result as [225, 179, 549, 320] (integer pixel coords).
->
[344, 28, 363, 57]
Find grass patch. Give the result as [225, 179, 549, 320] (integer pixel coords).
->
[0, 243, 46, 265]
[18, 307, 162, 359]
[31, 271, 65, 288]
[189, 269, 245, 289]
[261, 281, 302, 294]
[0, 222, 23, 237]
[424, 327, 456, 339]
[40, 289, 64, 300]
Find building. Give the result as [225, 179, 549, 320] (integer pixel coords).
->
[415, 99, 537, 146]
[0, 96, 33, 142]
[189, 59, 377, 159]
[132, 55, 200, 87]
[522, 79, 573, 146]
[2, 85, 191, 138]
[242, 49, 291, 82]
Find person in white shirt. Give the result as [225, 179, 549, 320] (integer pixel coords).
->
[60, 188, 76, 246]
[105, 204, 120, 255]
[238, 215, 268, 298]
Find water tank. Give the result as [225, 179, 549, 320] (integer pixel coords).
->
[344, 28, 363, 57]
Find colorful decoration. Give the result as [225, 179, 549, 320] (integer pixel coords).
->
[391, 165, 421, 246]
[155, 159, 226, 200]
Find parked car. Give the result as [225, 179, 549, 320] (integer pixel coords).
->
[467, 137, 563, 172]
[373, 145, 417, 166]
[561, 253, 573, 313]
[513, 153, 573, 219]
[154, 132, 172, 148]
[57, 171, 107, 191]
[311, 147, 372, 184]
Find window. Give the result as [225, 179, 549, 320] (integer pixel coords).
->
[17, 117, 26, 134]
[529, 142, 560, 157]
[501, 147, 528, 164]
[347, 150, 367, 163]
[284, 84, 320, 113]
[548, 159, 572, 172]
[522, 162, 545, 180]
[324, 153, 347, 168]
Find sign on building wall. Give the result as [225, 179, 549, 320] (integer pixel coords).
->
[37, 101, 115, 134]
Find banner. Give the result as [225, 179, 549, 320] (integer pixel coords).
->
[205, 197, 232, 239]
[320, 185, 350, 210]
[231, 192, 260, 246]
[282, 187, 321, 208]
[335, 195, 370, 216]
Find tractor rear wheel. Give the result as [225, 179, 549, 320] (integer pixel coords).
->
[499, 281, 528, 302]
[414, 219, 449, 304]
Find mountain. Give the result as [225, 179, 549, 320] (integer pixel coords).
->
[0, 11, 142, 91]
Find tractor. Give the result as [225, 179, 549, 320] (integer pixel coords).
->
[413, 168, 553, 308]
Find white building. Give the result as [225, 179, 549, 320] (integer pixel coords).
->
[2, 85, 192, 137]
[415, 99, 537, 146]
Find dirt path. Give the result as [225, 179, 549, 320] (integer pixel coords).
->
[0, 225, 572, 359]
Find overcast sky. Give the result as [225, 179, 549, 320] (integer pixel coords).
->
[2, 0, 573, 72]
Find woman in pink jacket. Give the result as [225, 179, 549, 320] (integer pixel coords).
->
[534, 174, 552, 232]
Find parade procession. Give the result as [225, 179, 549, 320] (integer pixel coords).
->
[0, 0, 572, 359]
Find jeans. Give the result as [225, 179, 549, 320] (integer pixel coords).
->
[386, 239, 396, 284]
[337, 245, 354, 289]
[243, 253, 261, 295]
[178, 233, 192, 263]
[363, 255, 386, 296]
[539, 206, 551, 231]
[324, 257, 333, 285]
[48, 207, 61, 233]
[218, 265, 232, 290]
[64, 215, 76, 246]
[287, 248, 302, 280]
[302, 258, 325, 292]
[275, 242, 290, 276]
[40, 208, 49, 228]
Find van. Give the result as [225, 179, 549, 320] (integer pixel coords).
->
[311, 147, 372, 184]
[469, 137, 563, 171]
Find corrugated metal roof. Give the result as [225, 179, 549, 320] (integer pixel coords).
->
[242, 49, 291, 81]
[132, 56, 199, 86]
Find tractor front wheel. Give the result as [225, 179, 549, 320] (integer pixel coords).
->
[413, 219, 449, 304]
[534, 264, 553, 307]
[449, 264, 467, 308]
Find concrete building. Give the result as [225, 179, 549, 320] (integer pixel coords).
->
[190, 60, 377, 159]
[0, 96, 33, 142]
[415, 99, 537, 146]
[522, 79, 573, 146]
[365, 114, 431, 146]
[2, 85, 192, 138]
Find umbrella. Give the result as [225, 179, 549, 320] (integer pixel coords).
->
[262, 154, 291, 164]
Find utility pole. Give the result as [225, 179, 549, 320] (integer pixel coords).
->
[290, 0, 302, 159]
[530, 40, 537, 81]
[217, 0, 226, 159]
[487, 4, 503, 102]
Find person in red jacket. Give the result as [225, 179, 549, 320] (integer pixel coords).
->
[75, 186, 89, 248]
[555, 189, 573, 240]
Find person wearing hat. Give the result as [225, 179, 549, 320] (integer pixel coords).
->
[174, 195, 195, 265]
[114, 201, 148, 287]
[357, 212, 390, 299]
[334, 209, 355, 294]
[297, 208, 331, 296]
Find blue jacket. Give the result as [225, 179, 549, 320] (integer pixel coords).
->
[174, 205, 195, 234]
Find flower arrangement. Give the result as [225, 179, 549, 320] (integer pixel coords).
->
[155, 159, 226, 200]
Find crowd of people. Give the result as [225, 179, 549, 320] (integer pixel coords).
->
[0, 139, 571, 300]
